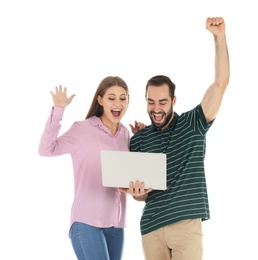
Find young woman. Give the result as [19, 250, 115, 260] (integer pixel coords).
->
[38, 76, 144, 260]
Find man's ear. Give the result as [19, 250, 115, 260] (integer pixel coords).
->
[172, 96, 177, 106]
[97, 95, 103, 106]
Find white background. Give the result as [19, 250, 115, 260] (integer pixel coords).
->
[0, 0, 257, 259]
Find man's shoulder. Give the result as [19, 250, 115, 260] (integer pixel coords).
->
[178, 104, 201, 117]
[131, 125, 152, 140]
[138, 125, 152, 134]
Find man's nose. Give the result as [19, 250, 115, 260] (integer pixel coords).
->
[153, 103, 161, 111]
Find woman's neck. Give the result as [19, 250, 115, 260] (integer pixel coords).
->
[99, 115, 118, 136]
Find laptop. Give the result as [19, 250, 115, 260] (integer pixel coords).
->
[101, 150, 167, 190]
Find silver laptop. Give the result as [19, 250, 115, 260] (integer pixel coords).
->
[101, 150, 167, 190]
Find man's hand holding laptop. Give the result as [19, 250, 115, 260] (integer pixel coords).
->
[118, 181, 152, 201]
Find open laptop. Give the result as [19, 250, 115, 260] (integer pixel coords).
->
[101, 150, 167, 190]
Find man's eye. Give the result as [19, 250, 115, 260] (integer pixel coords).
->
[160, 103, 166, 106]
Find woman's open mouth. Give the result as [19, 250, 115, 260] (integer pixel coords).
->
[111, 108, 121, 117]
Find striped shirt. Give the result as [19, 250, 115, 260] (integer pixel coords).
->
[130, 104, 214, 235]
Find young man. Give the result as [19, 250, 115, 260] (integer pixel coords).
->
[120, 17, 230, 260]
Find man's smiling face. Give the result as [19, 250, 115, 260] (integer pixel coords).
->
[146, 84, 176, 129]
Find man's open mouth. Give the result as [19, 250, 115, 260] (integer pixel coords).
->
[152, 112, 164, 122]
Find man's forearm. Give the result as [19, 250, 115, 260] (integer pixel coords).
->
[214, 35, 230, 89]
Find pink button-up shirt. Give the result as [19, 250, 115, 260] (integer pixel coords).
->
[38, 106, 130, 232]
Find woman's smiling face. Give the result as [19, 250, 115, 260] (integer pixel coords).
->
[98, 85, 129, 124]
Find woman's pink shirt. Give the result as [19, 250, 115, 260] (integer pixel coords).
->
[38, 106, 130, 232]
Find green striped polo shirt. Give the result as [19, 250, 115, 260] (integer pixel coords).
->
[130, 104, 214, 235]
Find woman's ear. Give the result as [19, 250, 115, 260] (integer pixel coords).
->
[97, 95, 103, 106]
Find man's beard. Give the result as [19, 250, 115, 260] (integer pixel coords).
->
[149, 106, 173, 129]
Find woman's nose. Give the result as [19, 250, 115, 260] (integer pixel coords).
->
[113, 99, 122, 106]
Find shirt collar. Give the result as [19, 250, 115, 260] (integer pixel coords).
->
[90, 116, 122, 133]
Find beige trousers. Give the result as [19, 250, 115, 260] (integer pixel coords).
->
[142, 219, 203, 260]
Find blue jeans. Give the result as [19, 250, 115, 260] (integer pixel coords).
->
[69, 222, 124, 260]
